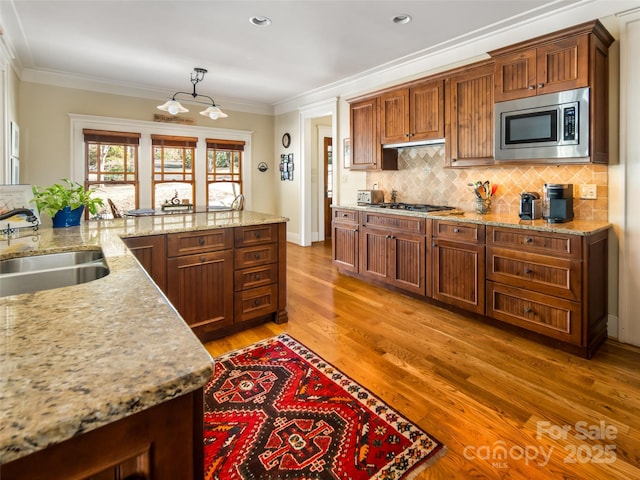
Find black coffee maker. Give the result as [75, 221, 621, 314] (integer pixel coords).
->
[543, 183, 574, 223]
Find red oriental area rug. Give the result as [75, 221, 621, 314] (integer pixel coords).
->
[203, 334, 445, 479]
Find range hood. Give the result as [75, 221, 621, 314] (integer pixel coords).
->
[382, 138, 445, 149]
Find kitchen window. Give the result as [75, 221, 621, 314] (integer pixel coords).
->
[84, 129, 140, 217]
[206, 138, 244, 207]
[151, 134, 197, 208]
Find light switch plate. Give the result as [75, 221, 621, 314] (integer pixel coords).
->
[579, 184, 597, 199]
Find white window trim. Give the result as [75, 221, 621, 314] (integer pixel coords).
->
[69, 113, 254, 210]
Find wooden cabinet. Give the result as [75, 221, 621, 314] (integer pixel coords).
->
[432, 220, 486, 314]
[332, 208, 359, 273]
[486, 226, 608, 357]
[380, 79, 445, 144]
[124, 222, 287, 343]
[349, 96, 398, 171]
[491, 20, 613, 103]
[2, 389, 205, 480]
[122, 235, 167, 292]
[166, 229, 234, 339]
[445, 62, 495, 167]
[234, 224, 279, 324]
[360, 211, 426, 296]
[493, 35, 589, 102]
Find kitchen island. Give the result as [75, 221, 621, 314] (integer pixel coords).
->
[0, 210, 288, 479]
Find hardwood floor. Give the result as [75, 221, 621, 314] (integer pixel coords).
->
[204, 241, 640, 479]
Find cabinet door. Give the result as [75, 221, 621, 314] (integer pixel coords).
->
[389, 232, 425, 296]
[332, 222, 359, 273]
[432, 239, 485, 314]
[410, 79, 445, 141]
[350, 97, 379, 170]
[380, 88, 409, 144]
[536, 35, 589, 95]
[167, 250, 234, 337]
[494, 49, 538, 102]
[446, 64, 495, 167]
[360, 227, 389, 282]
[122, 235, 167, 292]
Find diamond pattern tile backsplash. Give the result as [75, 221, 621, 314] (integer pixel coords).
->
[366, 145, 608, 221]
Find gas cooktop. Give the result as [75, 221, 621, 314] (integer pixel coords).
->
[370, 203, 455, 212]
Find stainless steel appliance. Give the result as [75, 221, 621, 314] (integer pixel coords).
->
[370, 203, 455, 213]
[357, 190, 385, 205]
[543, 183, 574, 223]
[519, 192, 542, 220]
[494, 87, 589, 161]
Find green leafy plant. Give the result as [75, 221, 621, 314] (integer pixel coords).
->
[32, 179, 104, 218]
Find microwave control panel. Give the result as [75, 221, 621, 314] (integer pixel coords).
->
[563, 106, 577, 141]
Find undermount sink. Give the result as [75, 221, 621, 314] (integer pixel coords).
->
[0, 249, 109, 297]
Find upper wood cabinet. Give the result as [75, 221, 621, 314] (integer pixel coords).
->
[380, 79, 445, 144]
[491, 20, 614, 103]
[349, 97, 398, 171]
[445, 62, 495, 167]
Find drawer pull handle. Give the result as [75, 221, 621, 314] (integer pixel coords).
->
[254, 253, 261, 260]
[253, 273, 261, 281]
[538, 83, 544, 88]
[524, 307, 533, 314]
[528, 85, 535, 90]
[343, 213, 348, 217]
[524, 268, 533, 275]
[254, 232, 261, 239]
[200, 256, 206, 263]
[252, 299, 262, 307]
[453, 228, 460, 233]
[198, 238, 205, 246]
[525, 237, 533, 243]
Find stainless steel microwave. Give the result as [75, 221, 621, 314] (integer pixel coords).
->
[494, 87, 589, 161]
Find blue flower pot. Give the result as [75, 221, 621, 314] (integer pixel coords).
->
[52, 206, 85, 228]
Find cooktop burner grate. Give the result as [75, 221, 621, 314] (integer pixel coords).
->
[371, 203, 455, 212]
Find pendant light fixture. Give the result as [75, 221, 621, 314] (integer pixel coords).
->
[157, 68, 228, 119]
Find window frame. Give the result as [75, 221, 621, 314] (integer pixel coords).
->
[206, 138, 245, 206]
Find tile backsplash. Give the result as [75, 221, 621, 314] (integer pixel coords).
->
[367, 145, 608, 221]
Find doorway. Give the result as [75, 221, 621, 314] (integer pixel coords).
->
[323, 135, 333, 241]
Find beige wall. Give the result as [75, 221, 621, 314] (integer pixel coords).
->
[274, 110, 300, 241]
[17, 82, 277, 213]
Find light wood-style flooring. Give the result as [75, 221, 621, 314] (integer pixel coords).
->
[205, 241, 640, 479]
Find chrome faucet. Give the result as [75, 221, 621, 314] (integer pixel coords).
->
[0, 208, 38, 223]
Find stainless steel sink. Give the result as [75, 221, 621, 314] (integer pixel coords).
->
[0, 250, 105, 273]
[0, 250, 109, 297]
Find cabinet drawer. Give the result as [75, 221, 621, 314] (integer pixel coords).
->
[433, 220, 485, 244]
[361, 212, 426, 234]
[486, 281, 582, 345]
[333, 209, 359, 224]
[235, 243, 278, 269]
[235, 224, 278, 247]
[487, 226, 581, 259]
[167, 229, 232, 257]
[235, 263, 278, 291]
[487, 247, 581, 301]
[234, 284, 278, 322]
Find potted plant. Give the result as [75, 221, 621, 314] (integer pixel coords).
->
[32, 179, 104, 228]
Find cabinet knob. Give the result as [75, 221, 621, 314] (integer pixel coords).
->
[538, 83, 544, 88]
[524, 268, 533, 275]
[253, 298, 262, 307]
[254, 232, 261, 238]
[253, 273, 261, 281]
[525, 237, 533, 243]
[453, 228, 460, 233]
[524, 307, 533, 314]
[200, 256, 206, 263]
[254, 253, 261, 260]
[528, 85, 535, 90]
[198, 238, 205, 246]
[342, 213, 348, 217]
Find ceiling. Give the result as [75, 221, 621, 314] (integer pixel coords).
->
[0, 0, 631, 113]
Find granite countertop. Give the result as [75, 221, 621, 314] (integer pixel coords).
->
[0, 210, 288, 464]
[334, 204, 611, 236]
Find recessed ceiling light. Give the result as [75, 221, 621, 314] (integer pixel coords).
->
[250, 16, 272, 27]
[392, 14, 412, 25]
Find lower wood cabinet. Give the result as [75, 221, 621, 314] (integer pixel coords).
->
[360, 211, 426, 296]
[332, 209, 609, 357]
[432, 220, 486, 314]
[2, 389, 205, 480]
[123, 222, 287, 342]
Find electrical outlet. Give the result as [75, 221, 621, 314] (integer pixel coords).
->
[579, 184, 597, 200]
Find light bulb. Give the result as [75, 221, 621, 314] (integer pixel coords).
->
[168, 105, 179, 115]
[209, 112, 219, 120]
